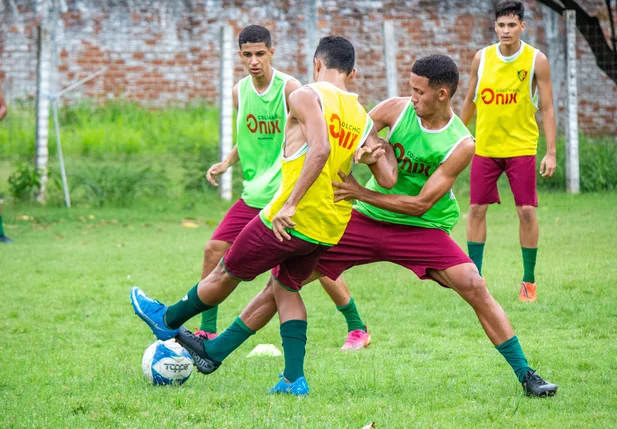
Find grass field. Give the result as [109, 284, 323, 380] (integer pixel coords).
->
[1, 190, 617, 428]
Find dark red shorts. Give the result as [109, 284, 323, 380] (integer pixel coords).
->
[211, 199, 261, 243]
[315, 210, 472, 286]
[469, 155, 538, 207]
[223, 216, 330, 291]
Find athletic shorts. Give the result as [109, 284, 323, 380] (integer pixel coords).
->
[211, 199, 261, 243]
[223, 216, 330, 291]
[315, 210, 472, 287]
[469, 155, 538, 207]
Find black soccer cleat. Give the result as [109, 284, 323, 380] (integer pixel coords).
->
[521, 370, 558, 397]
[175, 326, 221, 375]
[0, 234, 13, 244]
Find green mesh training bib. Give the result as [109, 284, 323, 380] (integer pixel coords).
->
[355, 101, 472, 233]
[236, 69, 293, 208]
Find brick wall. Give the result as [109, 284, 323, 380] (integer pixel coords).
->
[1, 0, 615, 135]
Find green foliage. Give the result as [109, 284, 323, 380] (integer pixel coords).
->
[71, 162, 170, 207]
[7, 163, 42, 201]
[537, 136, 617, 192]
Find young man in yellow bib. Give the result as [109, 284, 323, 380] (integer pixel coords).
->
[461, 0, 557, 302]
[196, 25, 372, 351]
[130, 36, 397, 395]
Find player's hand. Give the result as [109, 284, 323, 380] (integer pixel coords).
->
[271, 203, 296, 242]
[206, 161, 230, 187]
[354, 143, 386, 165]
[333, 170, 362, 202]
[540, 153, 556, 178]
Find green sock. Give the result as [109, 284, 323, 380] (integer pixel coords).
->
[336, 297, 365, 332]
[281, 319, 308, 382]
[203, 317, 255, 363]
[199, 306, 219, 333]
[467, 242, 485, 276]
[165, 284, 213, 329]
[496, 336, 533, 382]
[522, 247, 538, 283]
[0, 215, 5, 236]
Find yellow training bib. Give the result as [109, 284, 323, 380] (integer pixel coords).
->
[261, 82, 373, 245]
[475, 41, 540, 158]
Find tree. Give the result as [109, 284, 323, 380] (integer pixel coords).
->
[537, 0, 617, 85]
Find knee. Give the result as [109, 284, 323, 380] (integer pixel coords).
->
[468, 205, 488, 221]
[517, 206, 536, 224]
[204, 240, 227, 262]
[458, 275, 491, 306]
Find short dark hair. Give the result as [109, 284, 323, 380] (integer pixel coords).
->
[238, 25, 272, 49]
[314, 36, 355, 75]
[411, 55, 459, 98]
[495, 0, 524, 21]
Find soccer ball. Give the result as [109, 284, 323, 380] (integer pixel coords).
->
[142, 339, 193, 386]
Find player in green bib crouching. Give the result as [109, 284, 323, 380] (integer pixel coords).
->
[195, 25, 371, 350]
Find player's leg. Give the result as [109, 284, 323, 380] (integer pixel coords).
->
[0, 199, 13, 243]
[430, 263, 557, 397]
[505, 156, 540, 302]
[319, 276, 371, 350]
[197, 199, 260, 338]
[467, 155, 504, 275]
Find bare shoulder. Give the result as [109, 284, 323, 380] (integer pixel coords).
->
[369, 97, 409, 128]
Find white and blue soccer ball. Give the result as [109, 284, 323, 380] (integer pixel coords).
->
[142, 339, 193, 386]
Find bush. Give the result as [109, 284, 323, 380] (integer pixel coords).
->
[7, 163, 42, 201]
[71, 162, 170, 207]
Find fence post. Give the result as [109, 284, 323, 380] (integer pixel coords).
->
[542, 5, 562, 131]
[305, 0, 318, 84]
[34, 0, 52, 203]
[218, 24, 233, 202]
[565, 10, 580, 194]
[383, 21, 398, 99]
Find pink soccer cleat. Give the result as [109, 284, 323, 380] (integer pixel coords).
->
[194, 329, 218, 340]
[340, 327, 371, 351]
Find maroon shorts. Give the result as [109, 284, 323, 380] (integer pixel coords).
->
[315, 210, 472, 286]
[211, 199, 261, 243]
[469, 154, 538, 207]
[223, 216, 330, 291]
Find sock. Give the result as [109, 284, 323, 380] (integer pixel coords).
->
[203, 317, 255, 363]
[199, 306, 219, 333]
[467, 242, 485, 276]
[522, 247, 538, 283]
[496, 336, 533, 382]
[281, 319, 308, 383]
[0, 215, 4, 236]
[336, 297, 365, 332]
[164, 284, 213, 329]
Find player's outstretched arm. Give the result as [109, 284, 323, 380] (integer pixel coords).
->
[460, 50, 481, 126]
[355, 127, 397, 189]
[334, 137, 475, 216]
[535, 53, 557, 178]
[271, 86, 330, 241]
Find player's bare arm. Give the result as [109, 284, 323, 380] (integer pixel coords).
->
[334, 137, 475, 216]
[206, 84, 241, 186]
[355, 126, 398, 189]
[535, 52, 557, 178]
[284, 78, 302, 107]
[271, 86, 330, 241]
[0, 92, 7, 121]
[460, 50, 482, 126]
[368, 97, 408, 132]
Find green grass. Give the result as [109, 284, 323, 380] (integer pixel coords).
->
[1, 191, 617, 428]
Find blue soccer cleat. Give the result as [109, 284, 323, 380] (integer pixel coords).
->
[269, 375, 310, 396]
[130, 287, 179, 340]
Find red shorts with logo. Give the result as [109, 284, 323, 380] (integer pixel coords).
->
[223, 216, 330, 291]
[315, 210, 472, 286]
[469, 154, 538, 207]
[211, 199, 261, 243]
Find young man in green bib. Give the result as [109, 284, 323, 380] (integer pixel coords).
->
[177, 55, 558, 398]
[196, 25, 371, 350]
